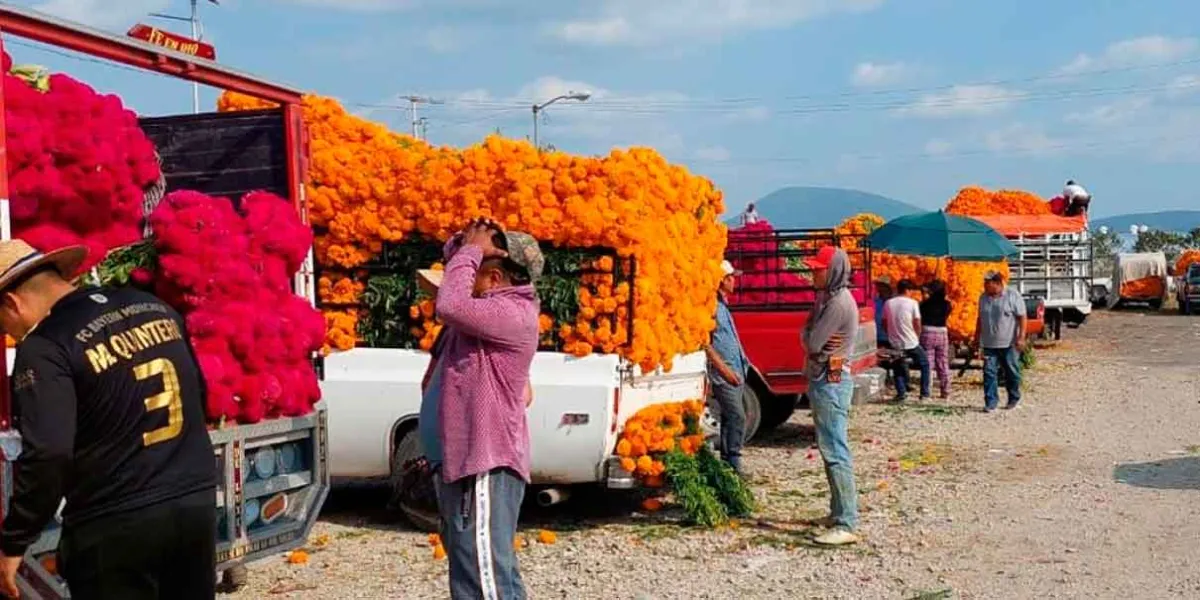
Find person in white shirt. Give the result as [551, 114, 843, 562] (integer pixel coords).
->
[741, 202, 760, 226]
[882, 279, 931, 401]
[1061, 180, 1091, 216]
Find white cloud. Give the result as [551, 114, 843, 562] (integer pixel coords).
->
[1064, 97, 1154, 126]
[983, 123, 1062, 157]
[1165, 74, 1200, 98]
[1063, 74, 1200, 127]
[923, 138, 953, 157]
[694, 145, 731, 161]
[29, 0, 168, 30]
[895, 85, 1021, 118]
[548, 0, 885, 46]
[1059, 35, 1199, 74]
[851, 61, 918, 87]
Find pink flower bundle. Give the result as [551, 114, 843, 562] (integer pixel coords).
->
[2, 51, 160, 270]
[726, 220, 816, 305]
[148, 190, 323, 424]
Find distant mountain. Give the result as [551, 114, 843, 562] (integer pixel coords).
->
[730, 186, 922, 229]
[1092, 211, 1200, 233]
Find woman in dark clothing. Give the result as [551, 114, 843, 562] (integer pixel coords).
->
[919, 280, 953, 398]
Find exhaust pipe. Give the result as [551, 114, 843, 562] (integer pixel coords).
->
[536, 487, 570, 507]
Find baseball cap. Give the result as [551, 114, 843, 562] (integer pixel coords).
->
[983, 270, 1004, 282]
[805, 245, 838, 270]
[500, 231, 545, 282]
[720, 260, 742, 277]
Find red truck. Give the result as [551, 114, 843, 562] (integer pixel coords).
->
[724, 224, 886, 438]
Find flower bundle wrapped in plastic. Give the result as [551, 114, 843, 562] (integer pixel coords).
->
[1175, 249, 1200, 276]
[218, 92, 726, 373]
[2, 52, 160, 270]
[146, 190, 324, 423]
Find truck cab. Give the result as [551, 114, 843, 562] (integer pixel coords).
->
[1177, 264, 1200, 315]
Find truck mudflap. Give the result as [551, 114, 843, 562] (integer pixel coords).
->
[1, 409, 330, 599]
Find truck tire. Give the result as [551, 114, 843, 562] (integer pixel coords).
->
[741, 385, 763, 442]
[757, 387, 798, 433]
[389, 427, 440, 533]
[1149, 299, 1163, 311]
[216, 564, 249, 593]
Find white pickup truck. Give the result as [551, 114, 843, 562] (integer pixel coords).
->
[319, 346, 707, 526]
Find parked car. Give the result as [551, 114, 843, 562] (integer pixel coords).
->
[1176, 263, 1200, 315]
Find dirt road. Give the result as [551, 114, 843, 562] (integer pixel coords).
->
[231, 310, 1200, 599]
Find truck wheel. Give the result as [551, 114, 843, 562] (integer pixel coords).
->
[757, 389, 798, 433]
[389, 427, 441, 533]
[217, 564, 248, 593]
[1149, 299, 1163, 311]
[741, 385, 763, 442]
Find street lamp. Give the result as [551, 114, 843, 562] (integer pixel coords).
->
[532, 91, 591, 149]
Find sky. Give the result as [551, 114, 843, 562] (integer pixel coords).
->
[5, 0, 1200, 219]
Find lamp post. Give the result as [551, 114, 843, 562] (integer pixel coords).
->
[532, 91, 590, 149]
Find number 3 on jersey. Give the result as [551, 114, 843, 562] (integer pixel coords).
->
[134, 358, 183, 446]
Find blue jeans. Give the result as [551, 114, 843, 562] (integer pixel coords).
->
[892, 346, 931, 399]
[983, 347, 1022, 410]
[808, 369, 858, 531]
[435, 468, 526, 600]
[708, 383, 746, 473]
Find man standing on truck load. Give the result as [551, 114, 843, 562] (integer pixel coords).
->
[704, 260, 750, 475]
[974, 270, 1027, 412]
[883, 279, 931, 402]
[1061, 180, 1091, 217]
[435, 219, 543, 600]
[802, 246, 861, 546]
[0, 239, 217, 599]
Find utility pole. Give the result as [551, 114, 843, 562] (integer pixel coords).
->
[399, 95, 442, 139]
[416, 117, 429, 142]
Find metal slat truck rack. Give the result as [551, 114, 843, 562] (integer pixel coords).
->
[723, 226, 884, 436]
[0, 5, 328, 598]
[1007, 230, 1093, 339]
[972, 214, 1093, 341]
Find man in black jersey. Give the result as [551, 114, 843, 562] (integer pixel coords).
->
[0, 239, 217, 599]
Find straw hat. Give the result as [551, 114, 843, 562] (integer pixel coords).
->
[0, 239, 88, 293]
[416, 269, 444, 295]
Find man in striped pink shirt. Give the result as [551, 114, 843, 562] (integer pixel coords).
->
[435, 219, 543, 600]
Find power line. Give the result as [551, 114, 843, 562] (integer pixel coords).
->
[348, 55, 1200, 113]
[688, 131, 1197, 166]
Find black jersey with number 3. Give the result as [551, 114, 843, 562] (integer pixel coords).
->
[0, 286, 216, 556]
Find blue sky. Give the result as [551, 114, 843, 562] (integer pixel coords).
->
[7, 0, 1200, 218]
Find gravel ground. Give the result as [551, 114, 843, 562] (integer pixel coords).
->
[229, 309, 1200, 599]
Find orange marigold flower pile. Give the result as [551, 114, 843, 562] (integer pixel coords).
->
[1120, 277, 1165, 300]
[218, 92, 726, 372]
[614, 400, 706, 488]
[945, 186, 1051, 216]
[847, 185, 1035, 341]
[1175, 249, 1200, 276]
